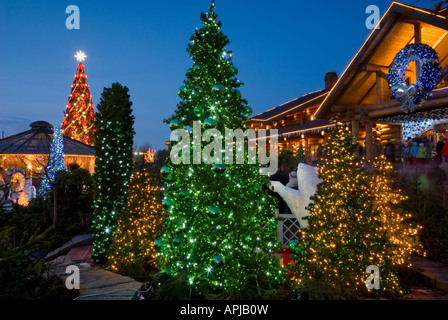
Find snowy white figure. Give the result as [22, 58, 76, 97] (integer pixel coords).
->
[286, 171, 298, 189]
[269, 163, 322, 229]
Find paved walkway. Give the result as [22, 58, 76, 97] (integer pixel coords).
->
[46, 236, 448, 300]
[403, 287, 448, 300]
[47, 245, 142, 300]
[410, 256, 448, 293]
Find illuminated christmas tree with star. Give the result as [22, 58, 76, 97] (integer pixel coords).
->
[155, 1, 282, 299]
[61, 51, 95, 145]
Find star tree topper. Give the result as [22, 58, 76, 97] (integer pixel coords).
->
[75, 50, 87, 63]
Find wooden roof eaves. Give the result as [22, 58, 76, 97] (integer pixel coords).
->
[314, 10, 401, 119]
[251, 91, 328, 123]
[314, 1, 448, 120]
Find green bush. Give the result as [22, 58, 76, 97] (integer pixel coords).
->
[399, 176, 448, 266]
[0, 226, 56, 300]
[279, 147, 307, 171]
[0, 164, 94, 254]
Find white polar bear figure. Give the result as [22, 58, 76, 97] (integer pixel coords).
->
[270, 163, 322, 229]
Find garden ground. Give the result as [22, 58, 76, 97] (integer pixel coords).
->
[47, 238, 448, 300]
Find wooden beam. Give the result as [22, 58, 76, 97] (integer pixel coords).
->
[305, 137, 309, 162]
[439, 52, 448, 68]
[346, 106, 354, 118]
[361, 87, 448, 112]
[351, 119, 359, 157]
[362, 64, 389, 72]
[362, 64, 409, 76]
[368, 96, 448, 118]
[357, 81, 377, 105]
[414, 23, 422, 81]
[399, 8, 448, 32]
[439, 63, 448, 82]
[365, 121, 374, 161]
[330, 105, 349, 113]
[376, 72, 383, 104]
[359, 108, 368, 124]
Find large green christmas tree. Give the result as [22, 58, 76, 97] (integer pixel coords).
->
[294, 123, 420, 297]
[156, 1, 282, 297]
[92, 83, 135, 263]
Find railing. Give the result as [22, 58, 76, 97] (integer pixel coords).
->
[275, 209, 300, 246]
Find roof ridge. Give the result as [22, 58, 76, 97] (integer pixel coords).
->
[251, 88, 330, 122]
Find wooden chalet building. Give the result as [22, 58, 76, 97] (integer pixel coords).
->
[250, 71, 339, 163]
[252, 1, 448, 164]
[314, 1, 448, 161]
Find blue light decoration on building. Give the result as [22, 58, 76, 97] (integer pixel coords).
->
[380, 108, 448, 140]
[388, 43, 441, 113]
[38, 126, 67, 198]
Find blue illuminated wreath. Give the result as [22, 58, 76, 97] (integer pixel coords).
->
[388, 43, 441, 113]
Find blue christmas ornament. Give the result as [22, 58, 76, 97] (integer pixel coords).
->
[212, 84, 225, 92]
[212, 163, 226, 175]
[202, 118, 217, 129]
[162, 198, 173, 210]
[178, 85, 189, 99]
[211, 255, 225, 266]
[206, 206, 220, 218]
[169, 119, 181, 130]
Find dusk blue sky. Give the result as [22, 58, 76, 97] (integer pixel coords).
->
[0, 0, 440, 150]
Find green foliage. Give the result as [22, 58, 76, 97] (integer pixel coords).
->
[107, 162, 165, 279]
[292, 124, 419, 298]
[92, 82, 135, 263]
[399, 175, 448, 266]
[54, 164, 94, 234]
[0, 166, 92, 300]
[157, 2, 284, 298]
[1, 164, 93, 253]
[279, 149, 295, 169]
[149, 271, 198, 300]
[0, 226, 66, 300]
[293, 279, 349, 300]
[150, 265, 292, 300]
[296, 145, 306, 164]
[278, 146, 306, 171]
